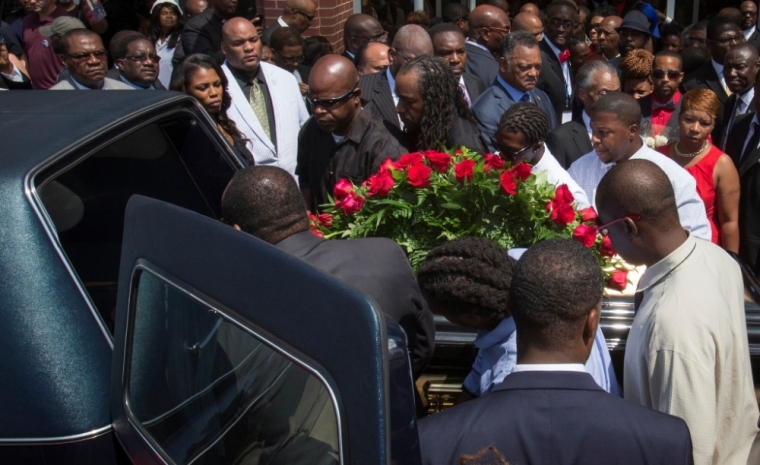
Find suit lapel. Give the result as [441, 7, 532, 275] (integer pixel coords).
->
[703, 66, 728, 100]
[572, 123, 589, 155]
[222, 62, 275, 152]
[375, 72, 399, 127]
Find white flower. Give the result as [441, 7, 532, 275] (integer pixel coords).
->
[644, 137, 656, 148]
[654, 135, 669, 147]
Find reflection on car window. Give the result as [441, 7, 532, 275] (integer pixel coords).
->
[128, 270, 340, 465]
[35, 114, 237, 334]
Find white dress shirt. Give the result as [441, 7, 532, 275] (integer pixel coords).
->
[277, 16, 288, 27]
[567, 141, 711, 240]
[155, 37, 176, 89]
[534, 148, 591, 208]
[711, 59, 729, 95]
[386, 66, 403, 129]
[458, 75, 471, 105]
[544, 36, 573, 121]
[744, 25, 756, 41]
[1, 63, 24, 82]
[511, 363, 586, 373]
[582, 110, 592, 139]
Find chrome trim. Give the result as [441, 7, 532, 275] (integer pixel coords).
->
[122, 262, 345, 465]
[0, 425, 112, 445]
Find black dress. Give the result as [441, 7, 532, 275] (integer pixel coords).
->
[231, 133, 255, 166]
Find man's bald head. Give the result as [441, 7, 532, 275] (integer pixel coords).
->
[512, 12, 543, 38]
[310, 54, 359, 91]
[356, 41, 389, 76]
[185, 0, 207, 19]
[486, 0, 509, 14]
[282, 0, 316, 32]
[343, 13, 386, 54]
[520, 2, 539, 15]
[389, 24, 434, 76]
[308, 55, 362, 135]
[222, 17, 257, 41]
[718, 6, 743, 27]
[468, 4, 510, 40]
[222, 18, 262, 73]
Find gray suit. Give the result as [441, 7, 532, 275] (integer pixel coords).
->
[49, 77, 134, 90]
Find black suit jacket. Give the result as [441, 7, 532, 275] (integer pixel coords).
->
[726, 114, 760, 274]
[448, 114, 488, 153]
[464, 41, 498, 89]
[181, 9, 224, 60]
[638, 94, 682, 144]
[462, 72, 486, 103]
[683, 61, 729, 105]
[715, 91, 755, 150]
[0, 72, 32, 90]
[545, 121, 592, 169]
[261, 22, 281, 46]
[359, 69, 400, 129]
[418, 371, 694, 465]
[536, 40, 571, 123]
[747, 29, 760, 54]
[275, 231, 435, 378]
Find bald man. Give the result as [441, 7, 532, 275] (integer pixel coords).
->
[511, 12, 543, 41]
[342, 13, 387, 60]
[221, 18, 309, 176]
[297, 55, 405, 210]
[465, 4, 510, 87]
[519, 2, 539, 16]
[262, 0, 317, 45]
[355, 41, 389, 77]
[359, 24, 432, 134]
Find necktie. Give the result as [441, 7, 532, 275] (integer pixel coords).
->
[559, 48, 570, 64]
[249, 79, 271, 141]
[520, 93, 531, 103]
[742, 121, 760, 162]
[722, 98, 743, 151]
[459, 82, 471, 107]
[652, 100, 675, 111]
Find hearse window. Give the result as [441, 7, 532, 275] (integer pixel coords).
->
[35, 113, 238, 334]
[128, 270, 340, 464]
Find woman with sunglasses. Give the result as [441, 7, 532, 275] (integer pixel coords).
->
[170, 54, 254, 165]
[657, 88, 740, 252]
[149, 0, 184, 89]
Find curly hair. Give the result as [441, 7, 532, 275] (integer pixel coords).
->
[620, 48, 653, 81]
[148, 2, 184, 50]
[398, 55, 475, 151]
[680, 88, 721, 121]
[170, 54, 246, 143]
[497, 103, 551, 145]
[417, 237, 516, 319]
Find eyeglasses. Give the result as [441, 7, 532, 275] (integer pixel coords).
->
[66, 50, 107, 62]
[595, 214, 640, 235]
[742, 9, 758, 16]
[688, 37, 706, 45]
[484, 26, 510, 34]
[124, 53, 161, 63]
[306, 88, 357, 108]
[352, 31, 389, 43]
[652, 69, 682, 79]
[292, 8, 314, 22]
[498, 142, 535, 159]
[548, 18, 575, 30]
[713, 34, 745, 45]
[278, 54, 304, 64]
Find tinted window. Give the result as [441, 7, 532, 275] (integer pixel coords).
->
[127, 269, 340, 464]
[36, 113, 238, 333]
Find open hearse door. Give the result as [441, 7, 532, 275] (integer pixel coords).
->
[109, 195, 421, 465]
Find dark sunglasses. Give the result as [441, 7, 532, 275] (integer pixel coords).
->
[595, 214, 641, 235]
[67, 50, 108, 62]
[124, 53, 161, 63]
[497, 142, 536, 160]
[292, 8, 314, 21]
[306, 88, 357, 108]
[652, 69, 681, 79]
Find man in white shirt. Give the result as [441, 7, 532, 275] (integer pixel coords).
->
[495, 101, 590, 208]
[595, 159, 760, 465]
[568, 92, 711, 240]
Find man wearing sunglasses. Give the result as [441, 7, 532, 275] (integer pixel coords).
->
[717, 43, 759, 149]
[638, 50, 684, 147]
[464, 5, 510, 88]
[261, 0, 316, 46]
[269, 27, 310, 97]
[297, 55, 404, 211]
[341, 13, 386, 62]
[50, 29, 132, 90]
[114, 35, 165, 90]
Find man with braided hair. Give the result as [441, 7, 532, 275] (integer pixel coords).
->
[417, 236, 619, 402]
[495, 103, 590, 208]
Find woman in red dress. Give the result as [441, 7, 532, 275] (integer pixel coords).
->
[658, 88, 740, 252]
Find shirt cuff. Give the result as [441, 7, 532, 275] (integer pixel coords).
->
[0, 64, 24, 82]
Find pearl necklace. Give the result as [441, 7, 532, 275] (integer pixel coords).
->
[673, 140, 708, 158]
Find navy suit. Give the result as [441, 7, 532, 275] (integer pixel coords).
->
[472, 79, 557, 152]
[418, 371, 694, 465]
[464, 41, 499, 89]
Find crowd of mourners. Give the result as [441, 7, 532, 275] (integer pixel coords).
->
[5, 0, 760, 462]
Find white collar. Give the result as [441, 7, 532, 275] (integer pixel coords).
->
[345, 50, 355, 59]
[582, 110, 592, 134]
[386, 66, 396, 98]
[711, 58, 723, 74]
[466, 38, 490, 52]
[739, 87, 755, 107]
[293, 68, 302, 82]
[512, 363, 586, 373]
[277, 16, 288, 27]
[544, 36, 562, 57]
[744, 25, 757, 40]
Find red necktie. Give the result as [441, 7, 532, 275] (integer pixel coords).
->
[559, 48, 570, 64]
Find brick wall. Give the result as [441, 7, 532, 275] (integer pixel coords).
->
[259, 0, 356, 53]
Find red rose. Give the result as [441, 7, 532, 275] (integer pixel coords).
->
[599, 235, 615, 257]
[579, 206, 598, 222]
[608, 269, 628, 291]
[553, 184, 575, 205]
[550, 202, 576, 226]
[573, 224, 598, 248]
[379, 157, 397, 173]
[500, 170, 517, 195]
[366, 170, 395, 197]
[424, 150, 452, 172]
[455, 159, 476, 184]
[455, 149, 463, 155]
[510, 161, 532, 181]
[395, 153, 423, 169]
[334, 178, 353, 200]
[484, 153, 504, 172]
[310, 227, 325, 238]
[317, 213, 333, 228]
[407, 164, 432, 188]
[338, 192, 365, 214]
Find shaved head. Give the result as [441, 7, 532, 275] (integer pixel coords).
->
[520, 2, 539, 15]
[468, 4, 510, 39]
[343, 13, 385, 54]
[222, 16, 257, 42]
[512, 13, 543, 36]
[356, 41, 389, 76]
[308, 55, 362, 135]
[310, 54, 359, 91]
[389, 24, 434, 76]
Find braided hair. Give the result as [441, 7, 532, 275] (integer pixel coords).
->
[497, 103, 551, 145]
[620, 48, 653, 81]
[398, 55, 476, 151]
[417, 237, 516, 319]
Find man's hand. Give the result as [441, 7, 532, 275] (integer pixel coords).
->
[299, 82, 308, 96]
[0, 44, 14, 75]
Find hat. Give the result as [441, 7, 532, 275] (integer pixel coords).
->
[616, 10, 652, 36]
[39, 16, 86, 37]
[151, 0, 183, 14]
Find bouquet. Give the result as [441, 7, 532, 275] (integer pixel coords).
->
[310, 147, 630, 290]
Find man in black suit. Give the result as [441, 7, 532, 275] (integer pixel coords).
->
[430, 23, 486, 106]
[726, 74, 760, 275]
[417, 238, 695, 465]
[359, 24, 432, 136]
[683, 17, 745, 106]
[464, 5, 510, 87]
[741, 1, 760, 51]
[260, 0, 316, 46]
[472, 31, 557, 152]
[270, 26, 311, 96]
[717, 43, 758, 149]
[536, 0, 576, 124]
[546, 60, 619, 169]
[221, 165, 436, 380]
[342, 14, 387, 62]
[181, 0, 238, 61]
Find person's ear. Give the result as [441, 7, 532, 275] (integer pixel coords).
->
[577, 87, 587, 105]
[582, 302, 600, 355]
[387, 47, 396, 66]
[628, 122, 639, 141]
[220, 41, 228, 57]
[499, 55, 508, 75]
[115, 58, 124, 70]
[624, 216, 639, 238]
[534, 141, 544, 152]
[58, 54, 67, 67]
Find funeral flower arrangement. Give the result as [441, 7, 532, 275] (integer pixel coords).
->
[309, 147, 630, 290]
